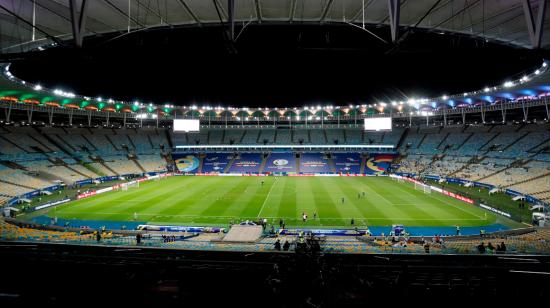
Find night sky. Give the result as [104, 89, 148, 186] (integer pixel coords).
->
[9, 24, 547, 108]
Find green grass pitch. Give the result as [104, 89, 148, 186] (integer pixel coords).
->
[39, 176, 517, 228]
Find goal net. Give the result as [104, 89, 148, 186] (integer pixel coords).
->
[122, 181, 139, 191]
[414, 182, 431, 194]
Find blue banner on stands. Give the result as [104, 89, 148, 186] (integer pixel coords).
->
[473, 182, 494, 189]
[281, 229, 368, 236]
[136, 225, 223, 233]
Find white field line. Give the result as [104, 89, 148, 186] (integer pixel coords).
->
[257, 178, 278, 218]
[395, 179, 486, 219]
[55, 211, 486, 221]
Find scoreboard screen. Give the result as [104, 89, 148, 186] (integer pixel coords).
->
[364, 117, 392, 131]
[173, 119, 200, 132]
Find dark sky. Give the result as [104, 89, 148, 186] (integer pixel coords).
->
[9, 24, 547, 107]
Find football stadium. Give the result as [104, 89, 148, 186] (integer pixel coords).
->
[1, 0, 550, 304]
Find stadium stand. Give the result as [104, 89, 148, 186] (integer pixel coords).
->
[264, 152, 297, 173]
[227, 153, 263, 173]
[299, 153, 332, 173]
[201, 153, 232, 173]
[332, 153, 362, 174]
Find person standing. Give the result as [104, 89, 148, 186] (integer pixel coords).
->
[274, 239, 281, 251]
[456, 225, 460, 236]
[283, 240, 290, 251]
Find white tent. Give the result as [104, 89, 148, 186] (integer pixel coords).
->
[530, 204, 545, 212]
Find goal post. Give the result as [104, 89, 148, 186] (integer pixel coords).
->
[122, 181, 139, 191]
[423, 184, 431, 194]
[414, 181, 431, 194]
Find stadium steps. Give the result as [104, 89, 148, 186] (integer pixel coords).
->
[239, 131, 246, 143]
[448, 156, 483, 177]
[500, 131, 530, 151]
[322, 129, 328, 143]
[100, 162, 119, 176]
[147, 134, 156, 149]
[0, 161, 26, 170]
[343, 129, 348, 143]
[416, 133, 428, 149]
[0, 135, 30, 153]
[65, 164, 94, 179]
[436, 133, 450, 149]
[527, 136, 550, 152]
[478, 133, 500, 151]
[43, 133, 74, 155]
[132, 159, 147, 173]
[529, 188, 550, 197]
[307, 129, 312, 143]
[296, 155, 301, 173]
[104, 135, 120, 151]
[81, 135, 98, 151]
[327, 156, 336, 173]
[456, 133, 474, 150]
[503, 170, 550, 189]
[360, 155, 366, 174]
[273, 130, 278, 144]
[207, 131, 211, 144]
[258, 153, 269, 173]
[82, 162, 105, 177]
[224, 155, 236, 173]
[220, 130, 226, 144]
[395, 127, 409, 149]
[475, 158, 527, 182]
[28, 132, 55, 152]
[126, 134, 137, 150]
[0, 178, 36, 190]
[198, 155, 204, 173]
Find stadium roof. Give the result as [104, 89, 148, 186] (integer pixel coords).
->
[1, 0, 550, 53]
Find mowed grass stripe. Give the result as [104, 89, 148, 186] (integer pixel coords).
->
[399, 179, 493, 223]
[324, 177, 366, 224]
[313, 177, 348, 226]
[139, 178, 232, 221]
[53, 180, 174, 219]
[373, 180, 446, 225]
[46, 176, 508, 227]
[331, 177, 390, 226]
[274, 178, 298, 219]
[395, 183, 479, 221]
[261, 178, 286, 219]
